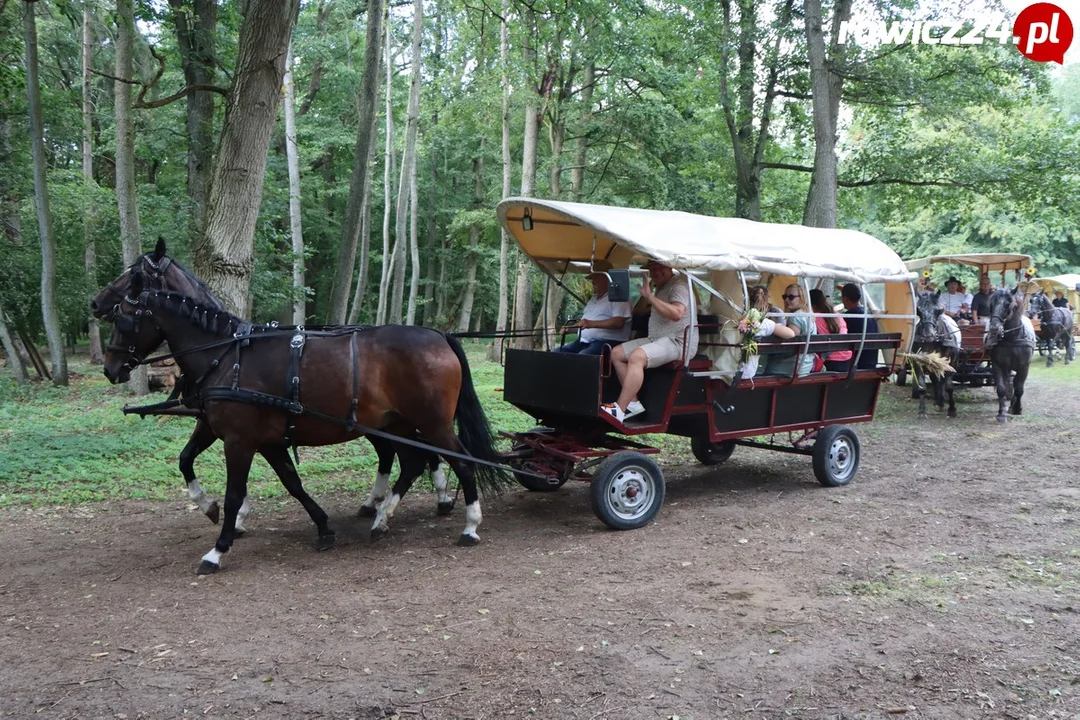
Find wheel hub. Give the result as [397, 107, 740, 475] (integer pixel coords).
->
[608, 468, 653, 519]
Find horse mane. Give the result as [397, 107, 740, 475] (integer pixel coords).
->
[132, 251, 227, 311]
[143, 291, 243, 336]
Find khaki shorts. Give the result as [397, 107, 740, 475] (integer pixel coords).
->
[620, 336, 683, 368]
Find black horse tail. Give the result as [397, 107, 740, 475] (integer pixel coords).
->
[444, 333, 513, 495]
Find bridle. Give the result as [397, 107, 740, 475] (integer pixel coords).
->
[96, 254, 173, 322]
[988, 297, 1022, 341]
[105, 293, 156, 374]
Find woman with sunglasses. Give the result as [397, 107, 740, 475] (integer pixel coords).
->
[761, 284, 816, 377]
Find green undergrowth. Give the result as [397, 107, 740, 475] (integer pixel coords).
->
[0, 343, 693, 508]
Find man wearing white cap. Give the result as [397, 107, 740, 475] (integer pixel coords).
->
[555, 260, 632, 355]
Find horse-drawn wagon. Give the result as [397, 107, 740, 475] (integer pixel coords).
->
[496, 199, 917, 530]
[901, 253, 1032, 388]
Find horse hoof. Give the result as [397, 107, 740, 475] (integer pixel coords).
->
[206, 501, 220, 525]
[918, 412, 927, 420]
[233, 527, 247, 538]
[437, 501, 455, 516]
[314, 533, 335, 551]
[948, 410, 957, 418]
[197, 560, 219, 575]
[370, 527, 388, 543]
[996, 416, 1007, 424]
[457, 533, 479, 547]
[357, 505, 377, 518]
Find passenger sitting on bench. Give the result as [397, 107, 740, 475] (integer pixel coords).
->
[840, 283, 880, 370]
[810, 288, 852, 372]
[602, 260, 697, 422]
[760, 284, 816, 377]
[555, 260, 632, 355]
[740, 316, 796, 379]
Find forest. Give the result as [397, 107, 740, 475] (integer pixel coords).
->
[1, 0, 1078, 388]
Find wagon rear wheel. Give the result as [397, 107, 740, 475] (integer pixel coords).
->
[812, 425, 860, 487]
[690, 436, 735, 466]
[590, 451, 665, 530]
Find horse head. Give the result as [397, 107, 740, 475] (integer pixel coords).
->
[91, 238, 224, 321]
[987, 287, 1022, 343]
[914, 291, 943, 345]
[102, 272, 168, 384]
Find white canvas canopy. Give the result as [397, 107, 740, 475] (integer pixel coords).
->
[1037, 273, 1080, 292]
[497, 198, 915, 284]
[904, 253, 1033, 274]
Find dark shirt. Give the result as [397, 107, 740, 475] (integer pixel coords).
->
[845, 305, 880, 369]
[971, 292, 992, 318]
[1052, 297, 1069, 308]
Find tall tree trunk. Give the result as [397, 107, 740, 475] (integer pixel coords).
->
[435, 231, 447, 323]
[802, 0, 849, 228]
[405, 145, 420, 325]
[489, 0, 512, 360]
[0, 112, 21, 245]
[327, 0, 385, 323]
[82, 2, 103, 364]
[376, 22, 394, 326]
[421, 155, 438, 326]
[114, 0, 146, 393]
[283, 40, 305, 324]
[169, 0, 216, 241]
[571, 61, 594, 202]
[512, 103, 539, 350]
[0, 302, 29, 384]
[195, 0, 300, 317]
[389, 0, 422, 326]
[346, 162, 375, 324]
[23, 0, 68, 386]
[457, 150, 484, 332]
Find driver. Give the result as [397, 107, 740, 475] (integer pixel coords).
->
[602, 260, 697, 422]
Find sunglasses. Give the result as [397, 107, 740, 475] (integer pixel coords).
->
[781, 294, 800, 300]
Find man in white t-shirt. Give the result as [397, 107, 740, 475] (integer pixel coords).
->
[936, 276, 968, 317]
[556, 261, 632, 355]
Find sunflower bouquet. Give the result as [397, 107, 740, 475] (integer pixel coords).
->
[737, 308, 766, 364]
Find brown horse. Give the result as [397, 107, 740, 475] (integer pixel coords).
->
[103, 274, 510, 574]
[90, 239, 452, 528]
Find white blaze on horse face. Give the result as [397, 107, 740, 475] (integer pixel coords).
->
[462, 502, 483, 541]
[372, 493, 401, 532]
[432, 465, 452, 505]
[201, 547, 223, 568]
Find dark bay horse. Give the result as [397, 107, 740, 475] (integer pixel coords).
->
[1028, 291, 1075, 367]
[89, 239, 450, 527]
[103, 277, 510, 573]
[985, 288, 1034, 423]
[911, 292, 959, 419]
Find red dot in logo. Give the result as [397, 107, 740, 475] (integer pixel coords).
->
[1013, 2, 1074, 63]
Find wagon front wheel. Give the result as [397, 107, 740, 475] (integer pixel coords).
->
[590, 451, 665, 530]
[812, 425, 860, 487]
[691, 436, 735, 466]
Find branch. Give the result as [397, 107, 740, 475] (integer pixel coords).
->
[838, 177, 975, 189]
[760, 162, 975, 190]
[133, 45, 227, 109]
[134, 83, 228, 109]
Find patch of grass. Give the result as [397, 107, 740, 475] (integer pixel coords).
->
[1, 343, 698, 507]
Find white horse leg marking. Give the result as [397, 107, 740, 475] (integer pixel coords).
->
[201, 547, 223, 568]
[186, 480, 217, 515]
[462, 501, 482, 541]
[372, 493, 401, 533]
[432, 465, 452, 506]
[363, 471, 391, 509]
[235, 496, 252, 534]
